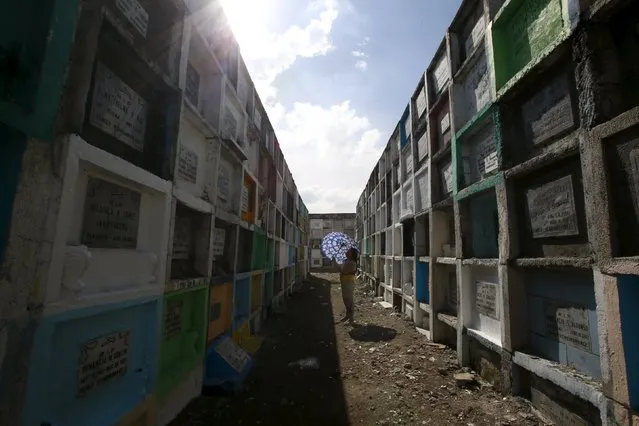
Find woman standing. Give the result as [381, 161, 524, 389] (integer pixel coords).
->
[332, 248, 359, 324]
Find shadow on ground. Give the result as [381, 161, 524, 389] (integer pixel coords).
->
[170, 274, 351, 426]
[348, 324, 397, 342]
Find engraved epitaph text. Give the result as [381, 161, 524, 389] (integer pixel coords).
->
[432, 54, 450, 95]
[543, 299, 592, 351]
[526, 175, 579, 239]
[78, 331, 129, 398]
[177, 145, 199, 184]
[164, 299, 183, 339]
[521, 72, 574, 145]
[475, 281, 498, 319]
[82, 178, 141, 249]
[172, 216, 192, 260]
[215, 337, 250, 373]
[90, 62, 148, 151]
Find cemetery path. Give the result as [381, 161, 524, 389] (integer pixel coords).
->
[171, 274, 545, 426]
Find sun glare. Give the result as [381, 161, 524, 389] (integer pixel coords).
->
[219, 0, 271, 55]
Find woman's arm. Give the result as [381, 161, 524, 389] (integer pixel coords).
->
[331, 258, 344, 273]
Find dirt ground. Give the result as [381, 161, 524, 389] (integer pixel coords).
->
[171, 273, 546, 426]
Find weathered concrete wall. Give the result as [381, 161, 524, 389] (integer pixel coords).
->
[0, 138, 64, 425]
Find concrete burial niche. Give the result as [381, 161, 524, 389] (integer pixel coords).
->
[617, 275, 639, 413]
[156, 284, 208, 399]
[216, 147, 243, 216]
[520, 268, 601, 379]
[460, 265, 501, 347]
[207, 281, 233, 344]
[491, 0, 572, 95]
[211, 218, 237, 278]
[449, 0, 487, 76]
[512, 155, 589, 258]
[427, 38, 451, 107]
[499, 60, 579, 169]
[236, 227, 254, 274]
[603, 120, 639, 257]
[455, 107, 501, 192]
[105, 0, 183, 82]
[459, 264, 504, 388]
[459, 189, 499, 259]
[415, 214, 430, 258]
[168, 202, 212, 284]
[81, 19, 180, 180]
[431, 207, 456, 259]
[452, 35, 492, 133]
[23, 296, 162, 426]
[46, 135, 172, 313]
[431, 263, 459, 346]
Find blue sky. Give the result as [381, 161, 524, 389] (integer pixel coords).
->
[221, 0, 462, 212]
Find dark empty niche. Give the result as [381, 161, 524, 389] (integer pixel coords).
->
[171, 203, 211, 279]
[415, 214, 430, 257]
[430, 98, 452, 156]
[514, 155, 589, 258]
[402, 218, 415, 257]
[211, 219, 235, 278]
[236, 227, 253, 274]
[606, 1, 639, 117]
[605, 124, 639, 256]
[433, 154, 454, 204]
[460, 189, 499, 259]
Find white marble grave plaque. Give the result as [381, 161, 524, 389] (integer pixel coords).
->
[172, 216, 192, 260]
[417, 131, 429, 162]
[164, 299, 183, 339]
[416, 171, 430, 211]
[464, 15, 486, 56]
[543, 299, 592, 352]
[442, 161, 453, 194]
[440, 112, 451, 136]
[526, 175, 579, 239]
[212, 228, 226, 256]
[217, 163, 230, 202]
[475, 281, 498, 319]
[433, 54, 450, 95]
[215, 336, 250, 373]
[461, 51, 490, 126]
[416, 89, 427, 118]
[522, 72, 574, 145]
[177, 145, 198, 184]
[472, 124, 497, 178]
[77, 330, 129, 398]
[81, 178, 141, 249]
[90, 62, 148, 151]
[403, 116, 412, 139]
[115, 0, 149, 37]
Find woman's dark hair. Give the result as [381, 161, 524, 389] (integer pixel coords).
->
[348, 248, 359, 262]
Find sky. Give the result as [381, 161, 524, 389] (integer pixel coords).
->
[219, 0, 463, 213]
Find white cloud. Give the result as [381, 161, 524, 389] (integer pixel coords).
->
[223, 0, 339, 101]
[222, 0, 383, 212]
[268, 101, 383, 212]
[354, 60, 368, 71]
[351, 50, 367, 57]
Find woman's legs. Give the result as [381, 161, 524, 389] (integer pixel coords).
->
[341, 281, 355, 322]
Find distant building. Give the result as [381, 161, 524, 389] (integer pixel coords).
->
[309, 213, 356, 271]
